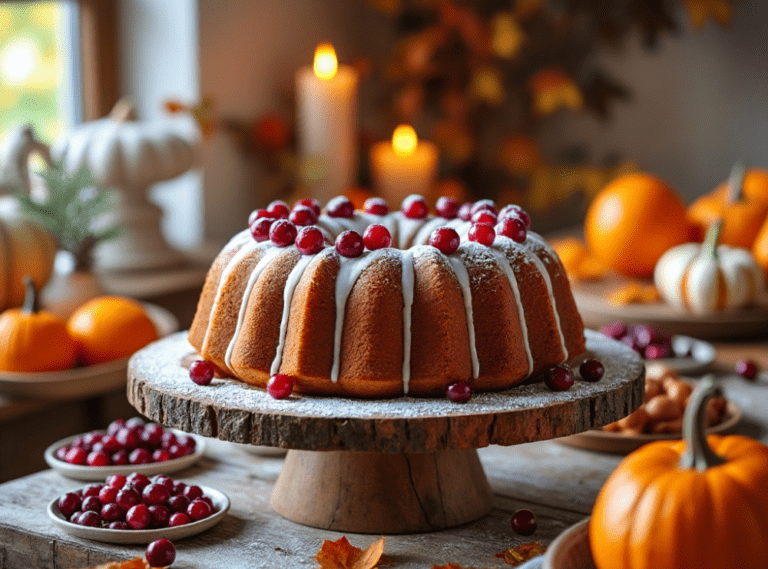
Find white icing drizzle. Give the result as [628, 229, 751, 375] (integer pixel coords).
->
[488, 247, 533, 375]
[400, 249, 415, 394]
[412, 216, 448, 246]
[224, 246, 285, 369]
[446, 252, 480, 379]
[394, 212, 428, 248]
[269, 251, 320, 375]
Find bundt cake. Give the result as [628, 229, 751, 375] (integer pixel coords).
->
[189, 194, 585, 398]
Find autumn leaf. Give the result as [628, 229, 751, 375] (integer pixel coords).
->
[432, 564, 493, 569]
[683, 0, 732, 29]
[88, 558, 148, 569]
[528, 69, 583, 116]
[496, 542, 548, 566]
[315, 536, 385, 569]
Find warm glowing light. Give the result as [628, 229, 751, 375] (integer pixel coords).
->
[392, 125, 418, 157]
[0, 38, 39, 85]
[313, 43, 338, 80]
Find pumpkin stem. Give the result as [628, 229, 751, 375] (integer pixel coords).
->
[21, 276, 40, 314]
[727, 161, 747, 203]
[680, 376, 726, 471]
[703, 220, 723, 259]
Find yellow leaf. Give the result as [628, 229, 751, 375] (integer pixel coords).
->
[315, 536, 386, 569]
[683, 0, 732, 29]
[528, 68, 583, 116]
[492, 13, 525, 59]
[495, 542, 548, 566]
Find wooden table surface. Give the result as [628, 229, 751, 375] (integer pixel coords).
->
[0, 342, 766, 568]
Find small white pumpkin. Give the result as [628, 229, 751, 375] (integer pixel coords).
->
[654, 221, 765, 314]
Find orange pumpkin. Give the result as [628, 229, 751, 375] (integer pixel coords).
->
[0, 277, 77, 372]
[585, 173, 692, 278]
[687, 164, 768, 247]
[590, 377, 768, 569]
[753, 215, 768, 279]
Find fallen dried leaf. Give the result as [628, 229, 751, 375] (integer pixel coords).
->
[88, 558, 147, 569]
[495, 542, 548, 566]
[315, 536, 385, 569]
[432, 564, 493, 569]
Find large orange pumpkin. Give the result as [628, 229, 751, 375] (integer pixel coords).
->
[590, 377, 768, 569]
[753, 216, 768, 280]
[585, 173, 691, 278]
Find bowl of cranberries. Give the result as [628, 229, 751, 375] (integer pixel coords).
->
[48, 472, 229, 544]
[44, 417, 206, 481]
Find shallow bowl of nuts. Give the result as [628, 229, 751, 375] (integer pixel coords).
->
[48, 473, 229, 544]
[45, 417, 206, 481]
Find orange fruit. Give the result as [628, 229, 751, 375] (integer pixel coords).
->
[67, 296, 158, 366]
[585, 173, 691, 278]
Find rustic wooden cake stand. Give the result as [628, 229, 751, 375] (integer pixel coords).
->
[127, 330, 643, 534]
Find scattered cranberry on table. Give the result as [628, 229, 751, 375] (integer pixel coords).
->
[189, 360, 214, 386]
[736, 360, 758, 381]
[446, 381, 472, 403]
[146, 538, 176, 567]
[545, 364, 574, 392]
[267, 374, 294, 399]
[510, 509, 537, 536]
[579, 359, 605, 382]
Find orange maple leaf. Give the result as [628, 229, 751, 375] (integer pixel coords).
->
[683, 0, 732, 29]
[315, 536, 385, 569]
[528, 68, 583, 116]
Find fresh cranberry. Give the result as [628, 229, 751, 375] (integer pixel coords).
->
[69, 511, 83, 524]
[172, 482, 186, 496]
[401, 194, 428, 219]
[189, 359, 214, 386]
[143, 483, 171, 506]
[471, 210, 497, 225]
[270, 219, 298, 247]
[471, 199, 497, 216]
[632, 324, 661, 349]
[335, 230, 364, 257]
[600, 321, 628, 340]
[183, 485, 204, 501]
[106, 474, 127, 489]
[736, 360, 759, 381]
[107, 419, 126, 436]
[65, 447, 88, 465]
[57, 493, 81, 518]
[83, 484, 103, 498]
[146, 539, 176, 568]
[169, 512, 191, 527]
[363, 224, 392, 250]
[266, 199, 290, 219]
[148, 504, 170, 528]
[81, 496, 101, 512]
[267, 374, 294, 399]
[250, 217, 275, 242]
[116, 487, 141, 511]
[620, 335, 639, 352]
[87, 451, 110, 467]
[446, 381, 472, 403]
[108, 521, 129, 530]
[326, 196, 355, 218]
[289, 205, 319, 226]
[364, 197, 388, 216]
[126, 504, 151, 530]
[295, 226, 325, 255]
[295, 198, 321, 217]
[499, 205, 530, 229]
[468, 223, 495, 246]
[579, 359, 605, 382]
[111, 450, 129, 465]
[644, 343, 671, 359]
[428, 227, 460, 255]
[116, 428, 139, 449]
[199, 496, 214, 509]
[152, 475, 175, 491]
[100, 503, 124, 522]
[99, 485, 118, 505]
[127, 473, 151, 491]
[436, 196, 459, 219]
[510, 509, 537, 536]
[187, 499, 213, 521]
[77, 511, 101, 527]
[457, 202, 473, 221]
[55, 446, 69, 461]
[496, 217, 526, 243]
[545, 364, 575, 391]
[168, 495, 190, 513]
[101, 435, 121, 453]
[130, 448, 151, 465]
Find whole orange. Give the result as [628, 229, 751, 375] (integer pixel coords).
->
[67, 296, 158, 366]
[585, 173, 691, 278]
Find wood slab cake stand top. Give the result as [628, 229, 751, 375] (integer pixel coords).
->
[128, 329, 644, 534]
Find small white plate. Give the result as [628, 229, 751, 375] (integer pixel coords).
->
[657, 335, 716, 374]
[48, 484, 229, 544]
[44, 430, 206, 481]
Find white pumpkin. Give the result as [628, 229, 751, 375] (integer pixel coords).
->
[654, 222, 765, 314]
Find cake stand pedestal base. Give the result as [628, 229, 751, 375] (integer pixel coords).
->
[271, 449, 493, 534]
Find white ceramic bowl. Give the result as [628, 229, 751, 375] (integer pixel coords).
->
[45, 430, 206, 481]
[48, 484, 229, 544]
[544, 518, 594, 569]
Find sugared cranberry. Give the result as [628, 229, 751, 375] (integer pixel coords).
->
[471, 199, 497, 216]
[496, 217, 526, 243]
[109, 521, 129, 530]
[116, 487, 141, 511]
[87, 451, 110, 467]
[183, 485, 204, 501]
[69, 511, 83, 524]
[107, 419, 126, 436]
[266, 199, 290, 219]
[401, 194, 428, 219]
[289, 205, 319, 226]
[99, 485, 118, 505]
[296, 226, 325, 255]
[83, 484, 103, 498]
[736, 360, 759, 381]
[71, 436, 87, 449]
[579, 359, 605, 382]
[600, 321, 628, 340]
[436, 196, 459, 219]
[161, 431, 178, 448]
[447, 381, 472, 403]
[55, 446, 69, 461]
[127, 473, 151, 491]
[148, 504, 170, 528]
[471, 210, 497, 225]
[130, 448, 151, 465]
[126, 504, 151, 530]
[169, 512, 191, 527]
[83, 431, 102, 447]
[187, 499, 213, 521]
[168, 495, 190, 513]
[106, 474, 127, 489]
[116, 428, 139, 449]
[270, 219, 298, 247]
[468, 223, 495, 246]
[77, 511, 101, 527]
[58, 493, 81, 518]
[146, 539, 176, 568]
[510, 509, 537, 536]
[126, 417, 145, 429]
[189, 359, 214, 386]
[499, 204, 530, 229]
[326, 196, 355, 218]
[65, 447, 88, 465]
[101, 435, 121, 453]
[101, 503, 124, 523]
[172, 481, 187, 496]
[248, 208, 270, 225]
[428, 227, 460, 255]
[364, 197, 388, 216]
[457, 202, 473, 221]
[176, 435, 196, 451]
[143, 483, 170, 506]
[295, 198, 321, 217]
[168, 444, 188, 459]
[633, 324, 663, 349]
[545, 364, 574, 391]
[142, 423, 164, 445]
[335, 230, 364, 257]
[250, 217, 275, 242]
[644, 344, 671, 359]
[267, 374, 294, 399]
[81, 495, 101, 512]
[112, 450, 128, 465]
[363, 224, 392, 250]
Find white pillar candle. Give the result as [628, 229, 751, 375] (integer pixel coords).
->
[370, 125, 438, 206]
[296, 43, 358, 203]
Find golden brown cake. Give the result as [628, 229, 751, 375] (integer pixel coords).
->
[189, 195, 585, 397]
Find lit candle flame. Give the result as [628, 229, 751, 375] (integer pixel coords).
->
[313, 43, 338, 80]
[392, 125, 418, 157]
